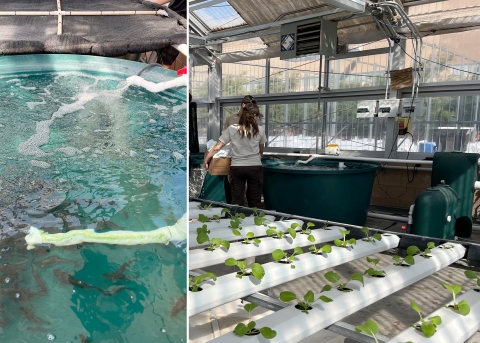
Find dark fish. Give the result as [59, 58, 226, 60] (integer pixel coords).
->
[95, 220, 124, 232]
[27, 326, 47, 333]
[31, 265, 47, 294]
[0, 288, 42, 301]
[20, 307, 50, 325]
[120, 209, 129, 219]
[170, 293, 186, 317]
[102, 259, 136, 282]
[34, 255, 74, 268]
[53, 269, 111, 296]
[79, 334, 91, 343]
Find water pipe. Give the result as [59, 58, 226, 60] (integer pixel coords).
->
[126, 74, 187, 93]
[294, 154, 316, 166]
[265, 152, 432, 165]
[25, 213, 186, 250]
[406, 204, 415, 233]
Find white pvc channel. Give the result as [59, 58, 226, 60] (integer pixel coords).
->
[190, 227, 343, 270]
[189, 215, 276, 232]
[208, 243, 465, 343]
[189, 207, 225, 220]
[387, 289, 480, 343]
[189, 219, 303, 249]
[189, 234, 400, 316]
[189, 201, 202, 208]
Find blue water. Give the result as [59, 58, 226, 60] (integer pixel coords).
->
[0, 57, 186, 343]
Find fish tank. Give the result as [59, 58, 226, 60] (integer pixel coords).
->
[0, 54, 187, 342]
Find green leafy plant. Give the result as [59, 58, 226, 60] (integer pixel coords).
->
[407, 242, 435, 259]
[464, 270, 480, 287]
[198, 213, 220, 223]
[231, 224, 261, 244]
[266, 224, 297, 239]
[355, 320, 381, 343]
[189, 272, 217, 292]
[324, 271, 364, 292]
[300, 222, 315, 234]
[364, 256, 386, 277]
[392, 245, 418, 266]
[279, 287, 332, 314]
[307, 236, 332, 256]
[442, 283, 470, 315]
[197, 204, 212, 210]
[361, 227, 382, 243]
[410, 300, 442, 337]
[334, 229, 356, 249]
[221, 208, 246, 222]
[251, 207, 271, 226]
[233, 302, 277, 339]
[272, 247, 304, 269]
[196, 225, 230, 251]
[225, 258, 265, 280]
[321, 221, 329, 229]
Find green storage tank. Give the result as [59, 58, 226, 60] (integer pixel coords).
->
[412, 184, 459, 240]
[262, 159, 381, 226]
[431, 152, 478, 237]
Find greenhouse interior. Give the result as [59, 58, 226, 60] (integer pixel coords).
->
[188, 0, 480, 342]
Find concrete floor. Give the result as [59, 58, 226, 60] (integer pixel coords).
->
[189, 209, 480, 343]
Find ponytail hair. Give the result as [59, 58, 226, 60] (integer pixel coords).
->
[238, 103, 260, 139]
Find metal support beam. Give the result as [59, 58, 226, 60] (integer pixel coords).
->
[327, 322, 390, 343]
[203, 8, 343, 42]
[189, 0, 229, 12]
[328, 47, 390, 60]
[207, 46, 222, 141]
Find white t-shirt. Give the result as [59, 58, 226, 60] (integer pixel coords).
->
[219, 124, 267, 166]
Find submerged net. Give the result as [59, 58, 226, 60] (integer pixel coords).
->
[0, 0, 186, 56]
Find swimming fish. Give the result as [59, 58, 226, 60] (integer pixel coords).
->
[34, 255, 75, 268]
[53, 269, 125, 296]
[95, 219, 124, 232]
[102, 259, 136, 282]
[170, 293, 186, 317]
[27, 326, 47, 333]
[20, 307, 50, 325]
[79, 334, 91, 343]
[31, 264, 48, 294]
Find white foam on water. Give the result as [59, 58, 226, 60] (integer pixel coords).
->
[55, 147, 80, 156]
[18, 92, 98, 157]
[20, 86, 36, 90]
[6, 79, 20, 83]
[26, 98, 46, 110]
[172, 103, 186, 114]
[145, 149, 155, 153]
[172, 152, 183, 160]
[153, 104, 167, 110]
[149, 119, 157, 124]
[149, 155, 159, 159]
[30, 160, 51, 168]
[0, 124, 4, 128]
[129, 150, 137, 157]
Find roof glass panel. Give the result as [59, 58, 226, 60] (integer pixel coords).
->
[191, 1, 247, 32]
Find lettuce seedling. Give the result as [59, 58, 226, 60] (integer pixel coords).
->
[196, 225, 230, 251]
[231, 225, 261, 244]
[225, 258, 265, 280]
[410, 300, 442, 337]
[198, 213, 220, 223]
[301, 222, 315, 235]
[198, 204, 212, 210]
[233, 302, 277, 339]
[355, 320, 381, 343]
[272, 247, 304, 269]
[221, 208, 246, 221]
[408, 242, 435, 259]
[392, 245, 418, 266]
[334, 229, 356, 249]
[189, 272, 217, 292]
[361, 227, 382, 243]
[279, 287, 332, 314]
[266, 224, 297, 239]
[464, 270, 480, 287]
[251, 207, 271, 226]
[324, 270, 364, 291]
[442, 283, 470, 315]
[364, 256, 386, 277]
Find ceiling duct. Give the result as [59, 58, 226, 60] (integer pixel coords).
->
[280, 18, 338, 60]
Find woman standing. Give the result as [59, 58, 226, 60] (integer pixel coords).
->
[205, 103, 267, 208]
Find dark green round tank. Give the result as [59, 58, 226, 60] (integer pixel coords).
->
[262, 159, 381, 226]
[412, 184, 459, 240]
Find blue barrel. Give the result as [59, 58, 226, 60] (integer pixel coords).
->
[419, 141, 437, 153]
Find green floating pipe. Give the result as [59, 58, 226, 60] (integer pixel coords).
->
[25, 213, 186, 250]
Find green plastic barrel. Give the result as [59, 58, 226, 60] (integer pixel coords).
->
[431, 152, 479, 238]
[412, 184, 459, 240]
[262, 159, 381, 226]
